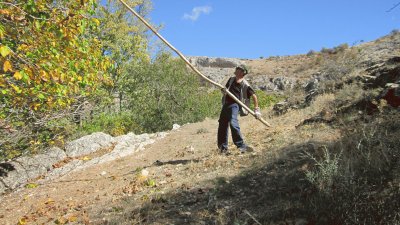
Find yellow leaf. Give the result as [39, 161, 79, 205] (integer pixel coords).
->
[45, 198, 55, 204]
[13, 71, 22, 80]
[55, 217, 67, 225]
[17, 218, 27, 225]
[81, 156, 91, 161]
[40, 70, 49, 81]
[93, 18, 100, 26]
[17, 44, 28, 51]
[10, 84, 21, 93]
[68, 216, 78, 222]
[33, 103, 41, 111]
[0, 9, 10, 15]
[0, 46, 11, 57]
[3, 60, 12, 72]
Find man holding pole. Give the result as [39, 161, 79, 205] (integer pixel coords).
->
[218, 65, 261, 154]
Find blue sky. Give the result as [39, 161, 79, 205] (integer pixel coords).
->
[147, 0, 400, 59]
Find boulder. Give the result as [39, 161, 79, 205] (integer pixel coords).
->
[273, 77, 294, 91]
[0, 147, 66, 194]
[65, 132, 115, 157]
[304, 78, 319, 93]
[365, 57, 400, 88]
[273, 101, 290, 115]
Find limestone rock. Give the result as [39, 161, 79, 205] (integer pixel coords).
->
[65, 132, 115, 157]
[0, 147, 66, 194]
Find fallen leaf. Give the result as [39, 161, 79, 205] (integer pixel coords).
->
[145, 179, 156, 187]
[25, 183, 38, 189]
[55, 217, 67, 224]
[81, 156, 91, 161]
[68, 216, 77, 222]
[17, 217, 27, 225]
[45, 198, 55, 205]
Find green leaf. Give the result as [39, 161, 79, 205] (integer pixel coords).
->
[38, 93, 45, 99]
[0, 24, 5, 38]
[25, 183, 39, 188]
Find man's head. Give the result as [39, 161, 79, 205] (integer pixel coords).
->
[234, 64, 248, 77]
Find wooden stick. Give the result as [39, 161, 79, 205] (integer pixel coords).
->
[243, 209, 262, 225]
[117, 0, 271, 127]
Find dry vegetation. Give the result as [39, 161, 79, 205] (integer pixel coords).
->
[1, 33, 399, 225]
[94, 33, 400, 224]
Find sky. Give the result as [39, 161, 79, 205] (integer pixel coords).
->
[146, 0, 400, 59]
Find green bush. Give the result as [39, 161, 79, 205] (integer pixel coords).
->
[255, 90, 284, 108]
[79, 112, 142, 137]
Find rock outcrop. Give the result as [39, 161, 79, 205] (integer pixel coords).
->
[188, 56, 297, 92]
[0, 131, 168, 194]
[0, 147, 66, 193]
[65, 132, 115, 158]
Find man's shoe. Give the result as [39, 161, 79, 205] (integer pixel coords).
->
[219, 148, 231, 155]
[239, 145, 254, 154]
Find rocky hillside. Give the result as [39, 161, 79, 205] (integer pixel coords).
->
[189, 31, 400, 92]
[0, 31, 399, 225]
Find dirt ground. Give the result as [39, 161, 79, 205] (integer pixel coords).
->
[0, 94, 341, 225]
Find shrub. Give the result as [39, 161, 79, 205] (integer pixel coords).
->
[321, 47, 334, 54]
[255, 90, 284, 108]
[307, 50, 316, 56]
[304, 107, 400, 224]
[79, 112, 142, 137]
[305, 146, 342, 193]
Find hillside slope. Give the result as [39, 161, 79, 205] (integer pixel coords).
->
[0, 32, 399, 225]
[0, 93, 341, 224]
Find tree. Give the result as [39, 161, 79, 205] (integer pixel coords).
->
[0, 0, 111, 159]
[123, 52, 219, 132]
[95, 0, 152, 112]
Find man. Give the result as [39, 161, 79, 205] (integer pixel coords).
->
[218, 65, 261, 154]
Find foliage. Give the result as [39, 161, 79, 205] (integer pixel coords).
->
[0, 0, 111, 113]
[304, 108, 400, 224]
[122, 52, 221, 132]
[0, 0, 111, 159]
[79, 111, 141, 137]
[305, 146, 341, 193]
[255, 90, 284, 108]
[95, 0, 152, 108]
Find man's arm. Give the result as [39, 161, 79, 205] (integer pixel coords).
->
[251, 94, 261, 118]
[251, 94, 259, 109]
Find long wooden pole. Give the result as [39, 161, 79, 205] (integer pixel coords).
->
[117, 0, 271, 127]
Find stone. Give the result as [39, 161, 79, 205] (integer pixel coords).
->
[65, 132, 115, 157]
[172, 124, 181, 130]
[304, 78, 319, 93]
[273, 77, 294, 91]
[273, 101, 290, 115]
[0, 147, 66, 194]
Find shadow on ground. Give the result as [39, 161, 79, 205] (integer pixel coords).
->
[101, 108, 400, 225]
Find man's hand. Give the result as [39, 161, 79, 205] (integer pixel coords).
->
[254, 107, 261, 119]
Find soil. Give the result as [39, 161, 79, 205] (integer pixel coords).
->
[0, 94, 341, 225]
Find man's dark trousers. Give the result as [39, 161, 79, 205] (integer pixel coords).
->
[218, 103, 246, 150]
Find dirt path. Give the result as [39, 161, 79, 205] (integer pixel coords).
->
[0, 95, 341, 225]
[0, 118, 222, 224]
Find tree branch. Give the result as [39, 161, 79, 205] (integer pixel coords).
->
[0, 2, 50, 21]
